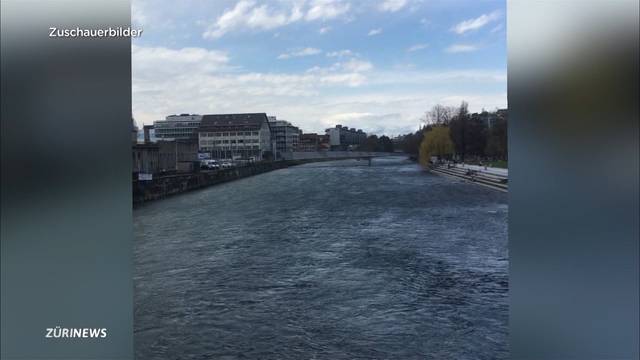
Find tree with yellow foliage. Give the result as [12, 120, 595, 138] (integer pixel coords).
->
[419, 126, 454, 167]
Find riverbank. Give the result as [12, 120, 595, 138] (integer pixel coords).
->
[429, 163, 508, 192]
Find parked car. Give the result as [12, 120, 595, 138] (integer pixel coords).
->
[221, 161, 234, 169]
[200, 160, 220, 170]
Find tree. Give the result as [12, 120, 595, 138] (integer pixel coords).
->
[418, 126, 454, 166]
[485, 114, 508, 160]
[401, 103, 507, 163]
[378, 135, 394, 152]
[361, 135, 379, 151]
[449, 101, 469, 160]
[359, 134, 395, 152]
[396, 126, 431, 157]
[465, 112, 488, 158]
[424, 104, 456, 126]
[448, 101, 488, 161]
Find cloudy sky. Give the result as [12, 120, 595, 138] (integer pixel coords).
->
[132, 0, 506, 136]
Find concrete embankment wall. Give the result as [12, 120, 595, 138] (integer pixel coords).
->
[133, 162, 290, 205]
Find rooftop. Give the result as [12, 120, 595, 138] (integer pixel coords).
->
[199, 113, 270, 132]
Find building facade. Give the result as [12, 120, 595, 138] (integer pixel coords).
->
[153, 114, 202, 140]
[132, 143, 159, 174]
[269, 118, 301, 157]
[325, 125, 367, 150]
[298, 133, 330, 152]
[157, 139, 199, 172]
[198, 113, 272, 160]
[298, 133, 320, 152]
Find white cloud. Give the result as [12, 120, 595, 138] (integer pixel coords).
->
[133, 43, 506, 136]
[307, 57, 373, 74]
[368, 28, 382, 36]
[452, 10, 501, 34]
[326, 49, 356, 57]
[132, 45, 230, 78]
[323, 112, 409, 135]
[246, 4, 298, 29]
[133, 45, 378, 126]
[131, 3, 146, 27]
[305, 0, 351, 21]
[407, 43, 428, 52]
[319, 26, 332, 34]
[341, 59, 373, 72]
[445, 44, 478, 53]
[370, 69, 506, 84]
[203, 0, 254, 39]
[203, 0, 346, 39]
[277, 47, 322, 59]
[378, 0, 408, 13]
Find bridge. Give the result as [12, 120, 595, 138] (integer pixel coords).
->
[280, 151, 400, 165]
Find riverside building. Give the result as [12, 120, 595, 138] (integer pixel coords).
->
[198, 113, 272, 161]
[153, 114, 202, 140]
[268, 117, 301, 158]
[298, 133, 330, 152]
[325, 125, 367, 150]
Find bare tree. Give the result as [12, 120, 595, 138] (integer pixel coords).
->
[424, 104, 456, 126]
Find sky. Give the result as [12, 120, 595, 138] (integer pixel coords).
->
[132, 0, 506, 136]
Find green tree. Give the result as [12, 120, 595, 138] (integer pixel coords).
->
[397, 126, 431, 157]
[419, 126, 454, 166]
[378, 135, 394, 152]
[485, 113, 508, 160]
[360, 135, 379, 151]
[449, 101, 469, 160]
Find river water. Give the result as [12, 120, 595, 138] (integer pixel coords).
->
[134, 157, 508, 359]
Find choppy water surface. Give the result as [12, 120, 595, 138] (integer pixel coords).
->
[134, 157, 508, 359]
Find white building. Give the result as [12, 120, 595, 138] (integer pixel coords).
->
[153, 114, 202, 140]
[325, 125, 367, 150]
[198, 113, 272, 160]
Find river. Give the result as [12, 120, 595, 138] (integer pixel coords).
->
[133, 156, 508, 359]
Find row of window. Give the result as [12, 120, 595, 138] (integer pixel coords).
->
[201, 131, 260, 137]
[154, 123, 200, 128]
[201, 145, 261, 151]
[156, 128, 194, 134]
[201, 139, 260, 145]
